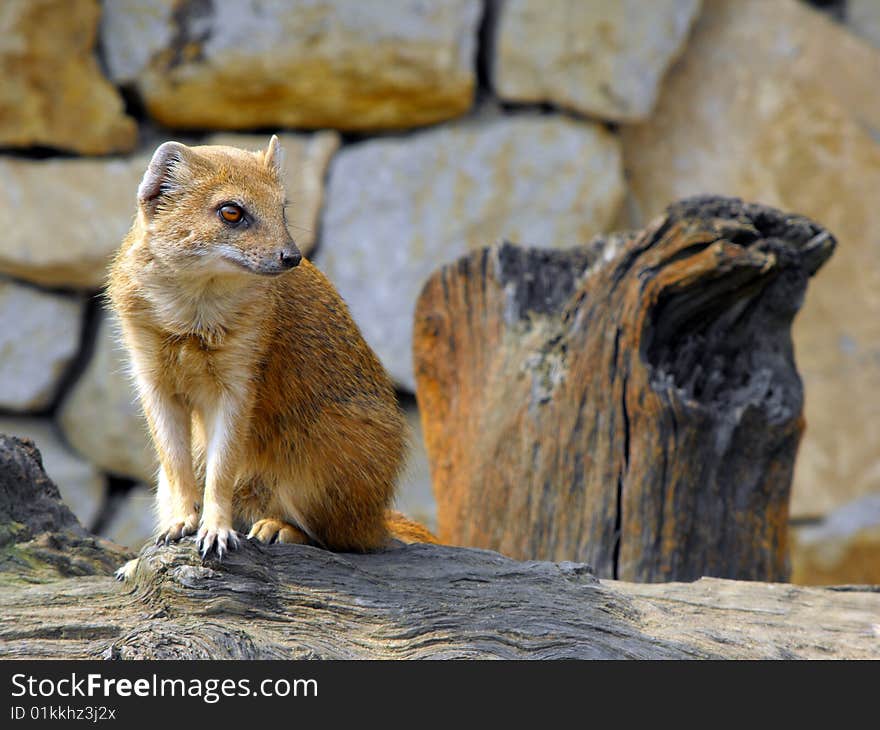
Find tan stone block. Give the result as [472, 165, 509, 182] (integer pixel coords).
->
[492, 0, 701, 121]
[101, 483, 156, 551]
[791, 494, 880, 585]
[101, 0, 481, 131]
[58, 313, 157, 483]
[0, 0, 136, 154]
[0, 154, 148, 288]
[0, 281, 84, 412]
[395, 404, 436, 533]
[848, 0, 880, 49]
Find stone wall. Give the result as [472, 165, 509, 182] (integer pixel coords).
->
[0, 0, 877, 584]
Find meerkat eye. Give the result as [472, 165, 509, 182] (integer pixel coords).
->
[219, 203, 244, 224]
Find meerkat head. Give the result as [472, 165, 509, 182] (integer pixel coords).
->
[136, 135, 302, 277]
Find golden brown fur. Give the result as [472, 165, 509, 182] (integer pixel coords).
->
[108, 136, 436, 557]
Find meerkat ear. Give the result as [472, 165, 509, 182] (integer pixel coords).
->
[137, 141, 191, 213]
[264, 134, 284, 176]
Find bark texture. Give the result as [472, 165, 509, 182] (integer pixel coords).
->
[2, 434, 878, 660]
[413, 196, 836, 582]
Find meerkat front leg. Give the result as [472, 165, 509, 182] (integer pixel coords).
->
[197, 391, 247, 559]
[152, 397, 201, 542]
[127, 349, 201, 543]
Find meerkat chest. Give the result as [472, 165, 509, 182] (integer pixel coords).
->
[176, 334, 215, 376]
[159, 334, 221, 401]
[158, 325, 262, 413]
[160, 336, 230, 405]
[144, 285, 263, 396]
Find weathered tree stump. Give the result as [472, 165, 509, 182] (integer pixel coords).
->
[1, 436, 878, 660]
[413, 196, 835, 582]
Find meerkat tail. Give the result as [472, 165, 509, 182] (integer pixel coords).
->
[385, 510, 439, 544]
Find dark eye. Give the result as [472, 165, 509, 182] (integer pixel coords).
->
[219, 204, 244, 224]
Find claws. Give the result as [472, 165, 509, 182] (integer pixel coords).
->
[196, 525, 240, 561]
[155, 515, 241, 561]
[247, 518, 309, 545]
[156, 514, 199, 545]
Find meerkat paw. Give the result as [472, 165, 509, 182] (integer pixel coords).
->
[196, 522, 240, 560]
[247, 518, 310, 545]
[114, 558, 140, 582]
[156, 512, 200, 545]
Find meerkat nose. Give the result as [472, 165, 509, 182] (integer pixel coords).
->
[279, 246, 302, 269]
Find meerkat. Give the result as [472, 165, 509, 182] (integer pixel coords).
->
[108, 136, 435, 572]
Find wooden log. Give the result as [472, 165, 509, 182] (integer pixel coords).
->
[413, 196, 836, 582]
[0, 435, 877, 660]
[0, 435, 131, 583]
[5, 542, 880, 660]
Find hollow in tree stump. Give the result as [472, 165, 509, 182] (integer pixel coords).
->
[413, 196, 835, 582]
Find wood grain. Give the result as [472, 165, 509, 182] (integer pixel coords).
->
[413, 196, 836, 581]
[2, 434, 877, 660]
